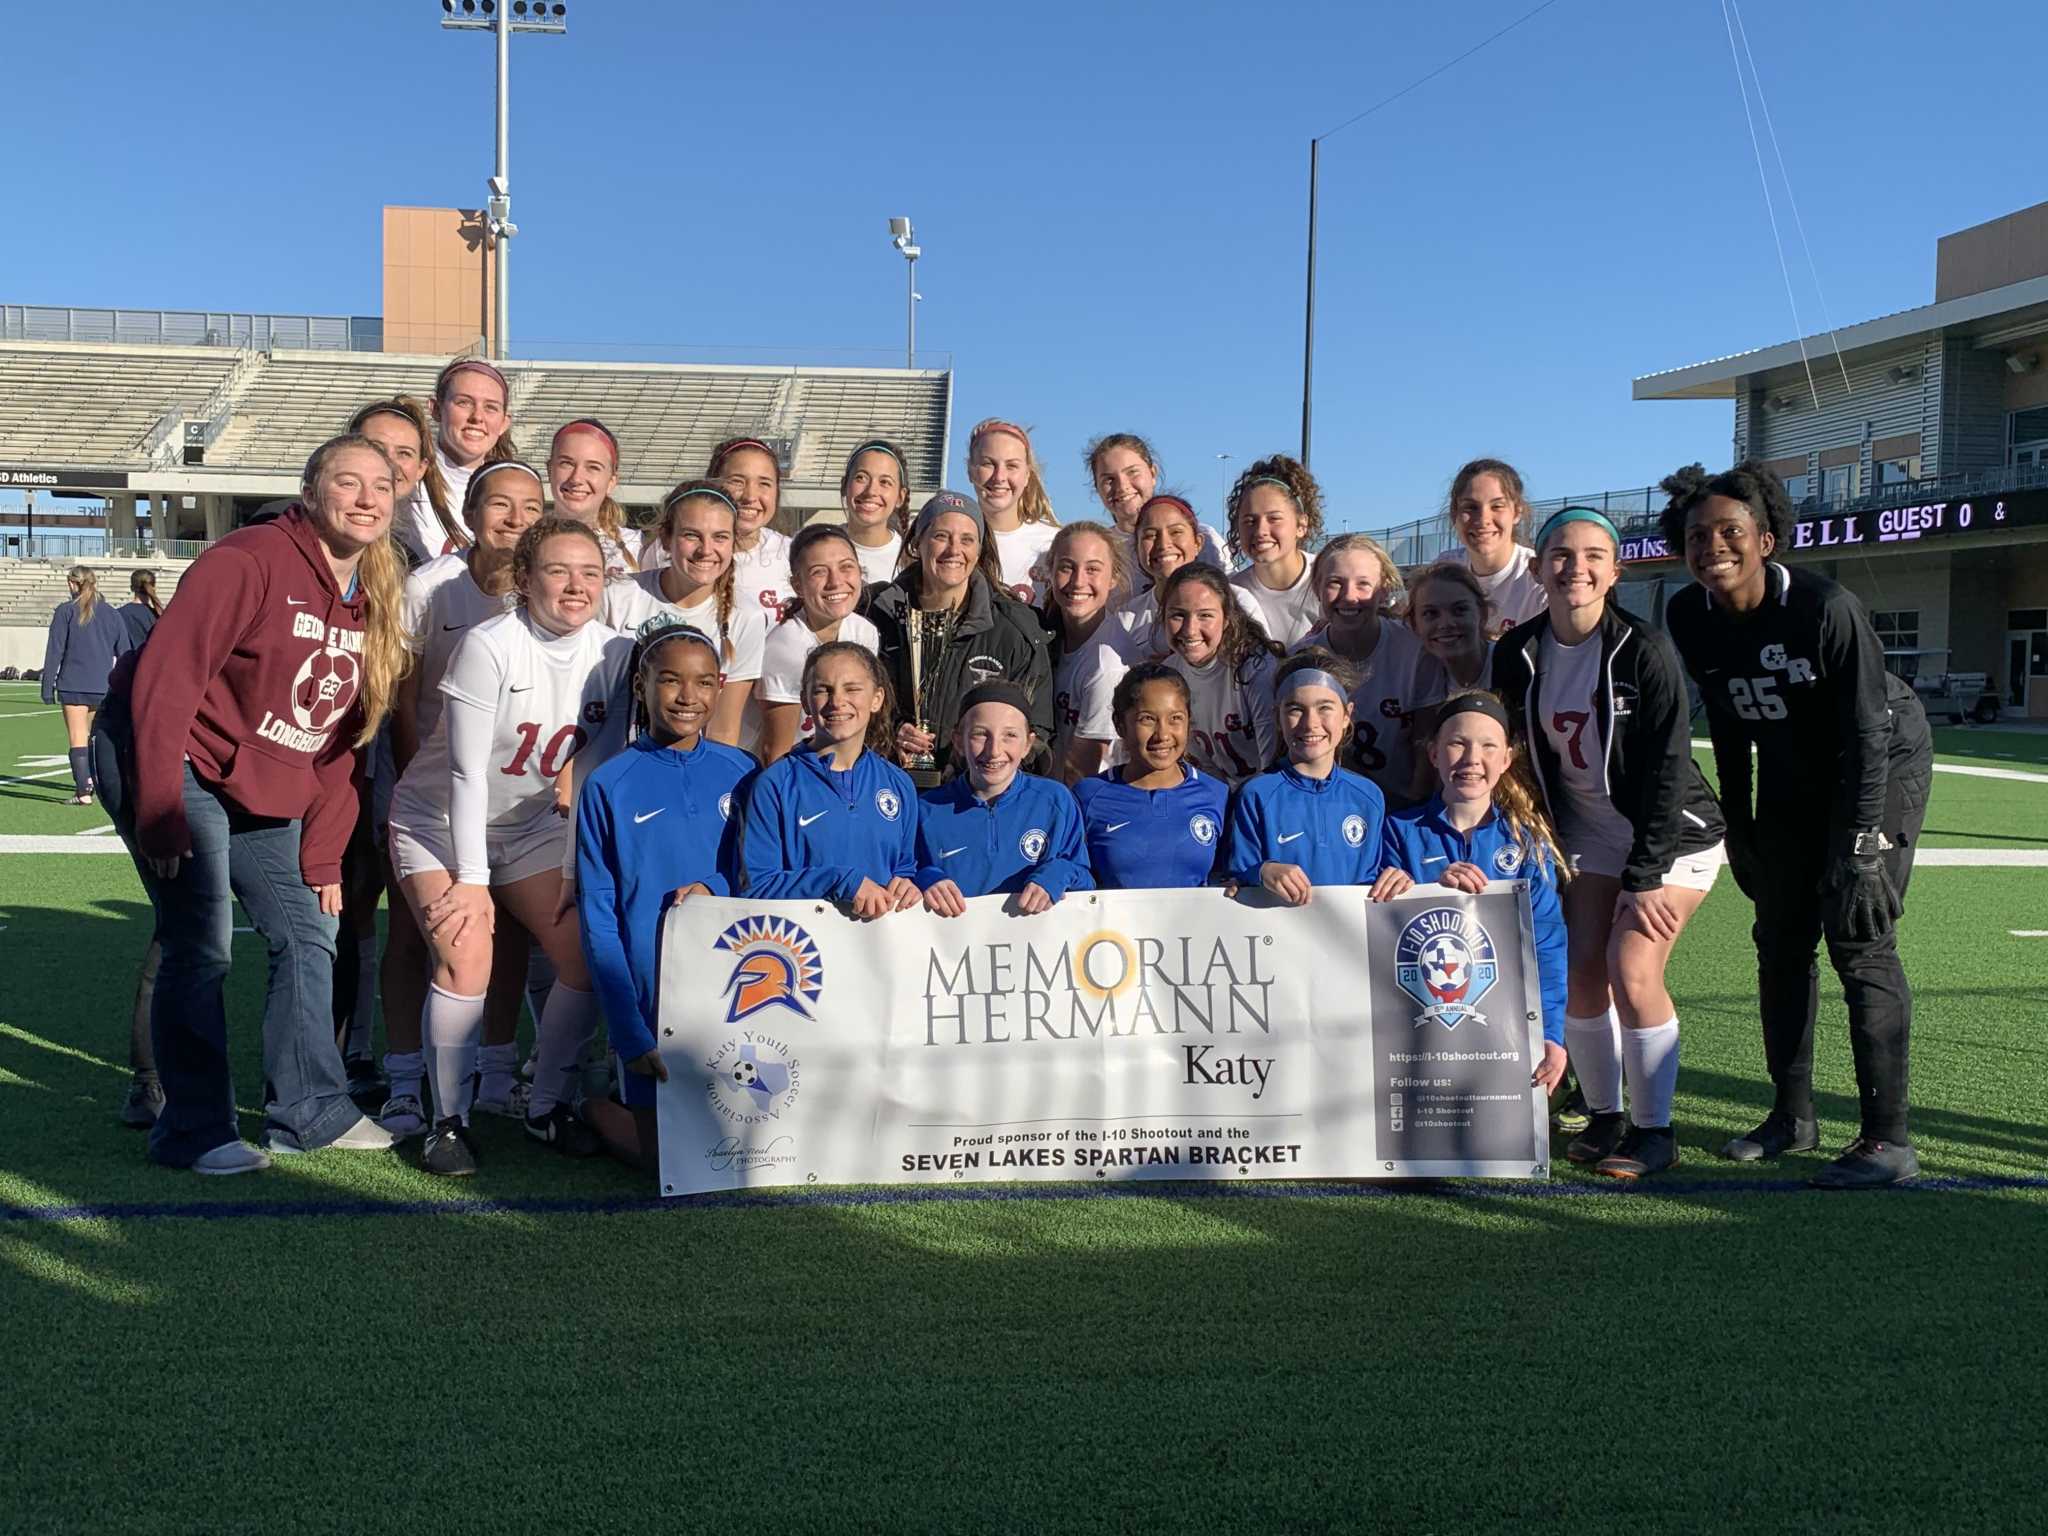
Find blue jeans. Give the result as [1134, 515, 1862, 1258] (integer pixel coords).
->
[94, 725, 359, 1164]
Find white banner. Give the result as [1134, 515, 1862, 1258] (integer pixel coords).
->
[655, 884, 1549, 1196]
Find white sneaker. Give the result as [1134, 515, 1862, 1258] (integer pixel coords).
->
[326, 1115, 398, 1151]
[378, 1092, 429, 1139]
[474, 1079, 531, 1119]
[193, 1141, 271, 1176]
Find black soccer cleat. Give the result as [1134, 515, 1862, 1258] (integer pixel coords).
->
[524, 1104, 601, 1158]
[422, 1117, 479, 1178]
[1810, 1138, 1919, 1190]
[1565, 1111, 1629, 1166]
[1719, 1111, 1820, 1163]
[1595, 1124, 1679, 1180]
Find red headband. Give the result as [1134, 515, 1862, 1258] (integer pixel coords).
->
[552, 418, 618, 467]
[1138, 494, 1198, 526]
[712, 437, 781, 478]
[437, 358, 508, 401]
[971, 418, 1033, 454]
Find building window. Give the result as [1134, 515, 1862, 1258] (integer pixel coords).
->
[1822, 463, 1860, 504]
[1872, 609, 1920, 678]
[1784, 472, 1814, 503]
[2009, 407, 2048, 471]
[1878, 454, 1922, 487]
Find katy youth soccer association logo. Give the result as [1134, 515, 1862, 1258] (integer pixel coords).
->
[717, 792, 733, 822]
[289, 646, 361, 733]
[714, 915, 824, 1023]
[1492, 843, 1524, 876]
[1341, 814, 1366, 847]
[706, 1033, 802, 1124]
[1019, 826, 1048, 861]
[1394, 906, 1500, 1031]
[1189, 813, 1218, 846]
[875, 788, 903, 821]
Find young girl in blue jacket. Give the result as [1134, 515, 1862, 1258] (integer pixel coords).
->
[915, 679, 1092, 916]
[575, 617, 755, 1169]
[1371, 691, 1570, 1097]
[1073, 662, 1230, 889]
[740, 641, 922, 918]
[1225, 649, 1387, 903]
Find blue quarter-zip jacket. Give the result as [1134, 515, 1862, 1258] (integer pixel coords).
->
[914, 772, 1093, 900]
[576, 734, 753, 1072]
[42, 599, 129, 701]
[1378, 795, 1567, 1046]
[1071, 764, 1228, 890]
[1226, 763, 1388, 888]
[740, 746, 920, 900]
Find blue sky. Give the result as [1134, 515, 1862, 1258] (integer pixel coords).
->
[6, 0, 2044, 533]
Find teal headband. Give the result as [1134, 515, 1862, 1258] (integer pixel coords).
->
[664, 485, 739, 518]
[1244, 475, 1296, 499]
[1278, 668, 1348, 701]
[847, 440, 905, 472]
[1535, 505, 1620, 551]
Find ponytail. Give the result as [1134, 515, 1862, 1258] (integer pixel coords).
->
[129, 568, 162, 617]
[69, 567, 100, 626]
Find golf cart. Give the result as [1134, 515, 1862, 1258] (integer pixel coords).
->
[1884, 647, 2001, 724]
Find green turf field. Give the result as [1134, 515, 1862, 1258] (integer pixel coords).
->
[3, 679, 2045, 1533]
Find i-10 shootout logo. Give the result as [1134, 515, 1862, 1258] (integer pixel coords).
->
[1394, 906, 1498, 1031]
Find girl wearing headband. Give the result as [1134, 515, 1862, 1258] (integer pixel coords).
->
[842, 439, 911, 585]
[967, 418, 1060, 603]
[431, 358, 519, 519]
[1227, 456, 1326, 648]
[575, 619, 753, 1171]
[1084, 433, 1230, 579]
[387, 515, 632, 1174]
[739, 641, 922, 918]
[602, 479, 764, 749]
[375, 457, 544, 1139]
[1371, 690, 1569, 1095]
[711, 436, 793, 618]
[548, 418, 643, 580]
[353, 396, 462, 565]
[1108, 494, 1266, 664]
[1042, 521, 1133, 784]
[1492, 506, 1727, 1179]
[1445, 458, 1546, 634]
[1159, 563, 1281, 788]
[1223, 650, 1387, 904]
[1298, 533, 1446, 807]
[757, 523, 882, 761]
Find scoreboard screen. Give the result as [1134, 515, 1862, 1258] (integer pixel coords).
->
[1621, 486, 2048, 564]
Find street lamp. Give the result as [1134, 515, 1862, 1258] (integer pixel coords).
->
[890, 216, 920, 370]
[439, 0, 569, 361]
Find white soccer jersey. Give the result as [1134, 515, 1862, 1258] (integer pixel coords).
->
[600, 570, 767, 685]
[1537, 629, 1633, 860]
[594, 524, 645, 583]
[990, 520, 1059, 605]
[757, 611, 881, 705]
[390, 610, 630, 884]
[1447, 542, 1547, 632]
[394, 486, 462, 566]
[1299, 620, 1449, 802]
[852, 534, 904, 587]
[1169, 650, 1278, 788]
[1107, 582, 1271, 664]
[731, 527, 793, 624]
[401, 554, 518, 746]
[1055, 635, 1125, 745]
[1115, 523, 1233, 595]
[1231, 561, 1321, 650]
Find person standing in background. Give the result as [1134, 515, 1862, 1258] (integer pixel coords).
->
[42, 566, 127, 806]
[119, 569, 163, 649]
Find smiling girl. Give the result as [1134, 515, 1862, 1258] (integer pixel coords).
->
[1085, 433, 1230, 578]
[430, 359, 519, 524]
[387, 516, 632, 1174]
[1493, 507, 1727, 1179]
[575, 617, 753, 1171]
[353, 395, 461, 565]
[841, 438, 911, 585]
[966, 418, 1061, 602]
[1298, 533, 1447, 806]
[1042, 520, 1132, 784]
[1224, 650, 1387, 904]
[1371, 692, 1569, 1096]
[712, 436, 793, 619]
[1406, 562, 1495, 690]
[602, 479, 765, 749]
[1227, 455, 1325, 648]
[740, 641, 922, 916]
[757, 523, 882, 760]
[1109, 493, 1266, 663]
[1444, 458, 1546, 634]
[547, 417, 643, 580]
[1160, 563, 1281, 788]
[1072, 663, 1229, 889]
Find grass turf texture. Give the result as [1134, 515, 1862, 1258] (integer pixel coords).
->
[3, 683, 2046, 1531]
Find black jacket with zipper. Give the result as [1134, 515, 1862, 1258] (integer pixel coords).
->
[866, 568, 1054, 778]
[1494, 602, 1724, 891]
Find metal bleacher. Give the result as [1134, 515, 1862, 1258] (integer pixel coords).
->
[205, 351, 447, 469]
[0, 557, 188, 628]
[0, 342, 243, 464]
[513, 363, 788, 485]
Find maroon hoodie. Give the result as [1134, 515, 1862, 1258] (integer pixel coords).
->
[111, 508, 368, 885]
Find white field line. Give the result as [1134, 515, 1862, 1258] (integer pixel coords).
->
[0, 710, 59, 720]
[2010, 930, 2048, 937]
[1690, 740, 2048, 784]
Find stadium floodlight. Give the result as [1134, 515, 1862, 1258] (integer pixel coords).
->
[890, 217, 920, 371]
[438, 1, 569, 360]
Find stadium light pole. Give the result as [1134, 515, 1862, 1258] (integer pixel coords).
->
[440, 0, 568, 361]
[890, 217, 920, 370]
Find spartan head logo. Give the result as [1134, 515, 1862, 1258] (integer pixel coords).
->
[714, 916, 824, 1024]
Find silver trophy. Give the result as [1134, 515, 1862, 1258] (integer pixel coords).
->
[904, 608, 947, 787]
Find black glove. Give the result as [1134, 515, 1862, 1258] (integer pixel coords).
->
[1821, 831, 1900, 942]
[1723, 817, 1762, 902]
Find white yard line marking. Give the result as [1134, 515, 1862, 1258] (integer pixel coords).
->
[1689, 740, 2048, 784]
[2009, 930, 2048, 937]
[0, 770, 70, 786]
[1915, 849, 2048, 866]
[77, 823, 118, 836]
[0, 710, 59, 720]
[0, 837, 130, 854]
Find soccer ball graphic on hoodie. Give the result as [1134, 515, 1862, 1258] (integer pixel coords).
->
[291, 646, 361, 733]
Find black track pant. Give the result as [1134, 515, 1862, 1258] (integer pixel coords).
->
[1750, 741, 1932, 1144]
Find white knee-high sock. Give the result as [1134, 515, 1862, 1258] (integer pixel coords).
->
[424, 986, 487, 1126]
[1622, 1018, 1681, 1130]
[528, 983, 600, 1118]
[1565, 1008, 1624, 1115]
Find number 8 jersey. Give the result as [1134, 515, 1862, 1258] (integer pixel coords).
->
[390, 608, 632, 884]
